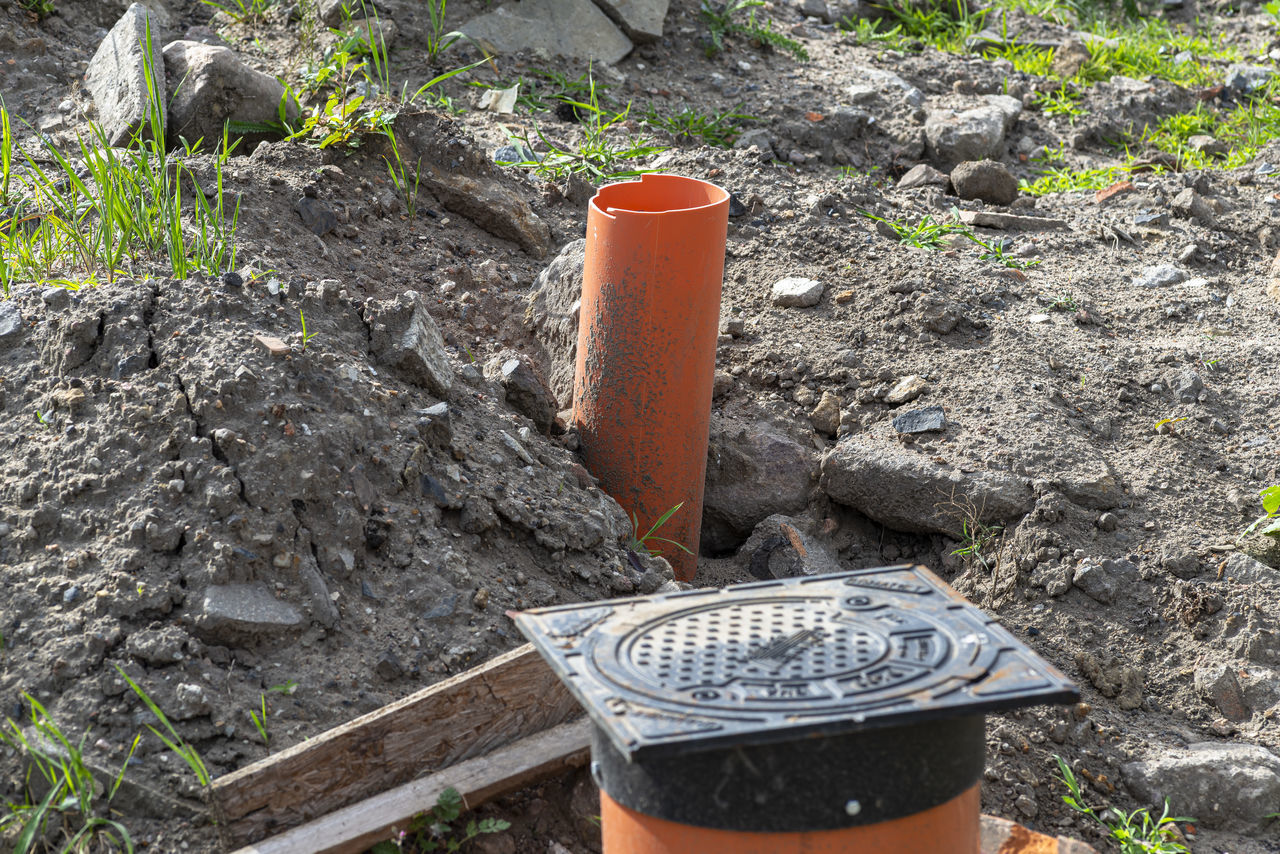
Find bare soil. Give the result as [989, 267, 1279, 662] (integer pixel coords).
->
[2, 0, 1280, 852]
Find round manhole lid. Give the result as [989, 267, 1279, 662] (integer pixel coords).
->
[515, 566, 1078, 759]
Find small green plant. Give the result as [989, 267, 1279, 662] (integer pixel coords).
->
[1054, 755, 1191, 853]
[1034, 85, 1086, 121]
[15, 0, 55, 18]
[299, 310, 319, 352]
[859, 210, 970, 250]
[1042, 291, 1081, 312]
[114, 665, 210, 787]
[0, 695, 138, 854]
[699, 0, 808, 61]
[628, 502, 693, 558]
[501, 73, 665, 182]
[841, 16, 911, 49]
[248, 695, 270, 745]
[383, 127, 423, 220]
[973, 234, 1040, 269]
[0, 25, 240, 288]
[200, 0, 275, 24]
[950, 517, 1002, 573]
[1242, 485, 1280, 540]
[642, 102, 753, 147]
[371, 786, 511, 853]
[421, 0, 481, 66]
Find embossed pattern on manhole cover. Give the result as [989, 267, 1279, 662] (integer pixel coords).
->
[514, 565, 1078, 759]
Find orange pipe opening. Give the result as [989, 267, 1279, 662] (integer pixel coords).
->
[600, 784, 981, 854]
[572, 174, 729, 581]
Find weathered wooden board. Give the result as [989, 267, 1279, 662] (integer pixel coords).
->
[232, 718, 592, 854]
[212, 643, 582, 849]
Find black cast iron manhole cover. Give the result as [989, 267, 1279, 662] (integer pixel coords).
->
[513, 564, 1077, 760]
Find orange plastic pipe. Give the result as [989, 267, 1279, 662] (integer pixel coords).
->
[573, 174, 729, 581]
[600, 784, 981, 854]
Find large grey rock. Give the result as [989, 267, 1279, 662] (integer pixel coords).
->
[195, 583, 303, 643]
[737, 514, 843, 579]
[460, 0, 633, 64]
[85, 3, 166, 146]
[924, 96, 1021, 167]
[820, 442, 1034, 535]
[0, 301, 24, 348]
[703, 422, 814, 553]
[1222, 552, 1278, 585]
[1225, 63, 1274, 93]
[594, 0, 668, 42]
[365, 291, 454, 397]
[423, 171, 551, 258]
[1072, 557, 1139, 604]
[162, 41, 299, 150]
[847, 65, 924, 107]
[525, 239, 585, 407]
[1124, 743, 1280, 832]
[950, 159, 1018, 205]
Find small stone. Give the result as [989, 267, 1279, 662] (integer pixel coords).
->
[1072, 557, 1139, 604]
[720, 317, 745, 337]
[883, 375, 927, 405]
[1132, 264, 1186, 288]
[1188, 134, 1228, 157]
[375, 649, 404, 681]
[473, 587, 490, 610]
[295, 196, 339, 236]
[897, 163, 949, 191]
[366, 291, 454, 397]
[221, 270, 243, 288]
[1173, 369, 1203, 403]
[0, 301, 25, 348]
[771, 277, 825, 308]
[810, 392, 842, 436]
[1171, 188, 1215, 224]
[1014, 794, 1038, 818]
[1225, 63, 1274, 93]
[41, 287, 70, 310]
[253, 334, 290, 356]
[950, 159, 1019, 205]
[498, 358, 556, 433]
[1195, 663, 1250, 722]
[1096, 512, 1119, 532]
[892, 405, 946, 434]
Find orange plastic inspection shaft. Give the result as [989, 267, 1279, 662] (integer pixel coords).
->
[600, 785, 982, 854]
[572, 174, 729, 581]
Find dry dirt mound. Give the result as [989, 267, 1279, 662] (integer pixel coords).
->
[3, 0, 1280, 851]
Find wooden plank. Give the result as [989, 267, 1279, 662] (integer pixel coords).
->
[233, 718, 592, 854]
[212, 644, 581, 850]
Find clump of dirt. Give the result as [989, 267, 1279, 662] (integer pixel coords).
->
[3, 0, 1280, 851]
